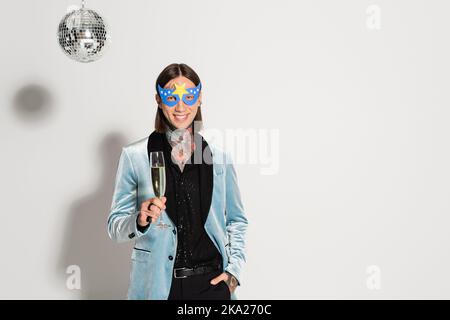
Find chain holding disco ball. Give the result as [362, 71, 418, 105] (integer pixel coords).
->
[57, 0, 111, 63]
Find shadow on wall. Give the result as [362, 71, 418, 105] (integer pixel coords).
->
[58, 132, 135, 299]
[12, 84, 54, 122]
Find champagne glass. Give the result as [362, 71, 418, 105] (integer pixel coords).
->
[148, 151, 168, 228]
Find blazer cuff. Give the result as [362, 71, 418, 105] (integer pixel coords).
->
[108, 210, 154, 243]
[136, 214, 150, 234]
[224, 265, 241, 286]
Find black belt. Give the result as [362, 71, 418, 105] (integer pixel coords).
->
[173, 262, 221, 279]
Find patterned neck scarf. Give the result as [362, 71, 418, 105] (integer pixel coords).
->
[165, 124, 196, 171]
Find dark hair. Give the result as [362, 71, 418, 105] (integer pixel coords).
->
[154, 63, 203, 133]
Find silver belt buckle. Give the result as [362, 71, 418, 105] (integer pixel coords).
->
[173, 267, 189, 279]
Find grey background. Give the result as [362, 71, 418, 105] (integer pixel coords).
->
[0, 0, 449, 299]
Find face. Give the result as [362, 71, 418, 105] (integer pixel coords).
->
[155, 76, 202, 130]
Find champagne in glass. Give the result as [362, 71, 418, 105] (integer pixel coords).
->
[151, 166, 166, 198]
[148, 151, 168, 228]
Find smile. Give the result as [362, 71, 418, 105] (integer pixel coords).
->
[174, 114, 188, 121]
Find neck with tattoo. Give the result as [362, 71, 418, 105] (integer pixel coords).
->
[165, 124, 196, 172]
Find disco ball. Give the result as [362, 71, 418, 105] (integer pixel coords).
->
[57, 6, 110, 63]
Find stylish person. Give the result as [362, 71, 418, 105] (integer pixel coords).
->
[108, 63, 248, 299]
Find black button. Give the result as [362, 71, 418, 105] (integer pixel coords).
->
[128, 232, 135, 239]
[168, 255, 173, 260]
[172, 229, 176, 235]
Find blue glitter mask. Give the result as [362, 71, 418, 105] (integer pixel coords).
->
[157, 82, 202, 107]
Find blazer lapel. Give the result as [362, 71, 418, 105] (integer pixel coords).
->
[195, 132, 213, 226]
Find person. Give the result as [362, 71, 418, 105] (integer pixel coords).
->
[107, 63, 248, 300]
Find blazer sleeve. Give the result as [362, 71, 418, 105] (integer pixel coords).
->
[107, 147, 150, 243]
[223, 151, 249, 286]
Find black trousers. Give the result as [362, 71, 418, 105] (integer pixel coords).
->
[168, 268, 231, 300]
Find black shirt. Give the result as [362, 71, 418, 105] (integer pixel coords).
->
[163, 135, 221, 268]
[138, 133, 222, 269]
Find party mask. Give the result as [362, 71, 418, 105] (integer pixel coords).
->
[158, 82, 202, 107]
